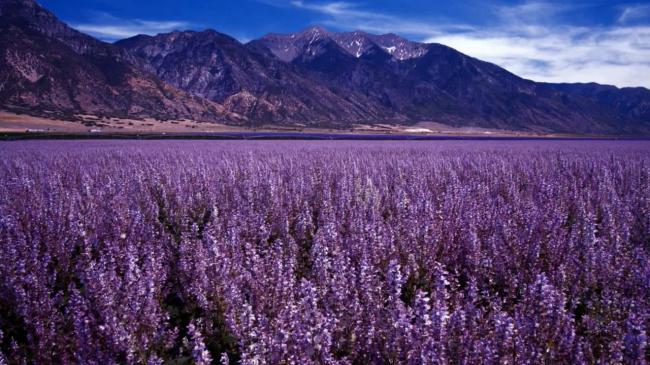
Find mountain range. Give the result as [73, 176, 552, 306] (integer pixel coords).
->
[1, 0, 649, 135]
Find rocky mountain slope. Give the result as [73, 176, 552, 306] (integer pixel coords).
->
[0, 0, 237, 123]
[116, 30, 397, 125]
[1, 0, 649, 134]
[256, 26, 427, 61]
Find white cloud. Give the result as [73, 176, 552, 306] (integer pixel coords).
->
[289, 0, 469, 36]
[619, 4, 650, 24]
[72, 13, 190, 41]
[287, 0, 650, 88]
[426, 25, 650, 88]
[291, 0, 371, 17]
[496, 1, 575, 24]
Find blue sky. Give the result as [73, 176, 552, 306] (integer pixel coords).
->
[40, 0, 650, 88]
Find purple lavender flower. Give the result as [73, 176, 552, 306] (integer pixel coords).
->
[0, 140, 648, 364]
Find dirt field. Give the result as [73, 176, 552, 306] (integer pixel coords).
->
[0, 111, 564, 137]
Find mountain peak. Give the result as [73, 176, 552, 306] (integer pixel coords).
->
[0, 0, 119, 56]
[298, 25, 330, 35]
[118, 28, 239, 48]
[0, 0, 37, 8]
[0, 0, 51, 24]
[361, 32, 428, 60]
[257, 27, 429, 61]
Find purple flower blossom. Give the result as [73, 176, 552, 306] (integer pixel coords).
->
[0, 140, 648, 364]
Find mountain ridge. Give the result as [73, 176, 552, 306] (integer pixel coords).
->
[255, 26, 429, 62]
[1, 0, 649, 134]
[0, 0, 243, 123]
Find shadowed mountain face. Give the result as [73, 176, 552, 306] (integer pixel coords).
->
[0, 0, 236, 122]
[1, 0, 649, 134]
[115, 30, 398, 125]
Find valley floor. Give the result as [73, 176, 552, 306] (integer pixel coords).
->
[0, 111, 580, 138]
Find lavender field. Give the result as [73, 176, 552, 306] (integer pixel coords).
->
[0, 140, 649, 365]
